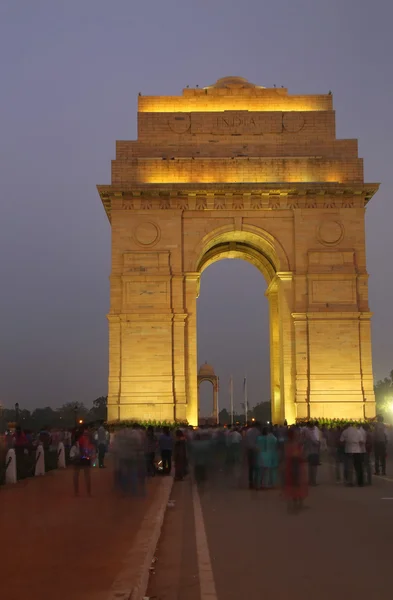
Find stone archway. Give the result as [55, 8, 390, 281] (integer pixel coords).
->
[198, 362, 219, 424]
[98, 76, 379, 425]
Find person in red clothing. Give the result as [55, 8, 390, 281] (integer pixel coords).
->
[13, 426, 27, 448]
[13, 426, 29, 479]
[72, 426, 94, 496]
[283, 428, 308, 513]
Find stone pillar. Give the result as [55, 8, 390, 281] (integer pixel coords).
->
[277, 273, 296, 424]
[110, 250, 177, 422]
[173, 312, 187, 421]
[107, 314, 121, 422]
[306, 312, 371, 419]
[265, 280, 281, 424]
[359, 313, 376, 418]
[292, 313, 310, 420]
[185, 273, 200, 426]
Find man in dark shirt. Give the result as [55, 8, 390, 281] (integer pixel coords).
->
[373, 415, 387, 476]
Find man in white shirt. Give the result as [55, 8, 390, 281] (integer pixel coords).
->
[340, 424, 365, 486]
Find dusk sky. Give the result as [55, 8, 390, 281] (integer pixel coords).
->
[0, 1, 392, 415]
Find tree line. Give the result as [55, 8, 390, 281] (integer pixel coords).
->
[1, 370, 390, 433]
[218, 401, 271, 424]
[0, 397, 107, 432]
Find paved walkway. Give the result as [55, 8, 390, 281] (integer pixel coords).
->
[148, 465, 393, 600]
[0, 465, 167, 600]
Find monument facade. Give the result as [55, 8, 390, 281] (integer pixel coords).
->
[98, 76, 379, 424]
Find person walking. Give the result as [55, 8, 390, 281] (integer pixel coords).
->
[255, 426, 278, 489]
[245, 421, 261, 489]
[190, 431, 212, 487]
[284, 428, 308, 513]
[13, 426, 28, 480]
[340, 423, 365, 486]
[145, 425, 157, 476]
[373, 415, 387, 476]
[159, 426, 173, 475]
[174, 429, 187, 480]
[363, 423, 373, 485]
[304, 421, 320, 486]
[96, 421, 108, 468]
[226, 427, 243, 485]
[71, 426, 94, 496]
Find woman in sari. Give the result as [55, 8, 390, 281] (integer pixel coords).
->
[284, 427, 308, 513]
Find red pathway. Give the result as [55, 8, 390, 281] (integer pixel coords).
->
[0, 466, 160, 600]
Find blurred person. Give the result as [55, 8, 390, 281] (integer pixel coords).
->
[256, 426, 279, 489]
[159, 426, 173, 475]
[330, 426, 345, 483]
[284, 428, 308, 513]
[71, 426, 94, 496]
[39, 425, 52, 449]
[116, 426, 146, 496]
[145, 425, 157, 477]
[96, 421, 108, 468]
[226, 427, 242, 473]
[304, 421, 320, 486]
[373, 415, 387, 476]
[363, 423, 373, 485]
[174, 429, 187, 481]
[13, 426, 28, 480]
[340, 423, 364, 486]
[190, 431, 212, 487]
[245, 421, 261, 489]
[13, 425, 27, 449]
[320, 425, 328, 457]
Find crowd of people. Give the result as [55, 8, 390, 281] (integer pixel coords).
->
[1, 417, 390, 509]
[90, 416, 390, 510]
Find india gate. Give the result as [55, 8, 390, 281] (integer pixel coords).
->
[97, 76, 379, 425]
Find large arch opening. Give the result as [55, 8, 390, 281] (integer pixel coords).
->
[193, 228, 289, 425]
[197, 259, 270, 424]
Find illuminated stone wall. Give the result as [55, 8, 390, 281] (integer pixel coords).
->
[98, 76, 379, 424]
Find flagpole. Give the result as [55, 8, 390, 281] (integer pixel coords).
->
[230, 375, 234, 426]
[244, 374, 248, 424]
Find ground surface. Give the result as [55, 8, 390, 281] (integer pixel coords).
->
[3, 458, 393, 600]
[148, 461, 393, 600]
[0, 464, 161, 600]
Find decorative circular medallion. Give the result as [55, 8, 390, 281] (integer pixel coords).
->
[282, 112, 305, 133]
[133, 222, 160, 247]
[317, 220, 344, 246]
[168, 113, 191, 134]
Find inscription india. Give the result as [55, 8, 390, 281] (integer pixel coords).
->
[190, 111, 283, 135]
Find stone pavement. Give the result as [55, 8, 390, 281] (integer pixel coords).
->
[147, 466, 393, 600]
[0, 465, 170, 600]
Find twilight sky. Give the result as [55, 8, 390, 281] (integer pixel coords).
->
[0, 0, 392, 415]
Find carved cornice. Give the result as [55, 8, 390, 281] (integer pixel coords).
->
[97, 182, 379, 221]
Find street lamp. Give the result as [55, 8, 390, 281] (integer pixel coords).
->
[74, 404, 78, 428]
[15, 402, 20, 425]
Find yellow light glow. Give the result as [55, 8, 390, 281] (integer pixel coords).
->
[79, 419, 83, 424]
[138, 96, 331, 113]
[141, 165, 343, 185]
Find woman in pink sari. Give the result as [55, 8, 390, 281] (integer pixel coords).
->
[284, 428, 308, 513]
